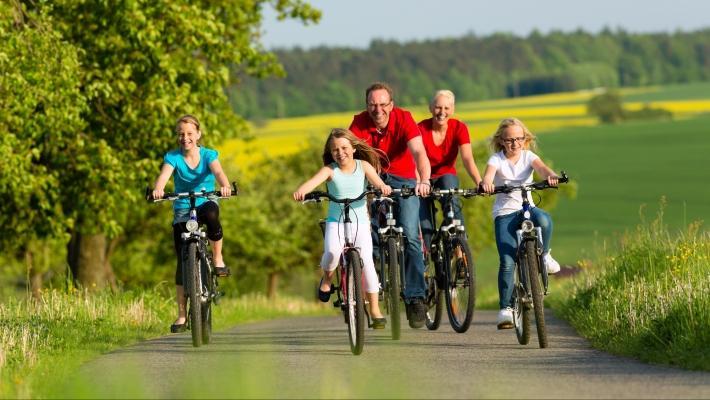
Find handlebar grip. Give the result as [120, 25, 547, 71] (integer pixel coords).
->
[559, 171, 569, 183]
[145, 186, 153, 201]
[231, 181, 239, 196]
[304, 191, 327, 201]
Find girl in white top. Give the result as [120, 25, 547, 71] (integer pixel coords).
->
[294, 128, 392, 328]
[480, 118, 561, 330]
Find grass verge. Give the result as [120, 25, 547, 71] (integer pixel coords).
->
[549, 203, 709, 371]
[0, 287, 330, 398]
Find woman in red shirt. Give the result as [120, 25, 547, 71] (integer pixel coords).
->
[418, 90, 482, 251]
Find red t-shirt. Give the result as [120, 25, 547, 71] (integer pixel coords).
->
[418, 118, 471, 178]
[349, 107, 421, 179]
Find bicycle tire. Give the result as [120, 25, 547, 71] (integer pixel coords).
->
[513, 263, 531, 345]
[424, 239, 443, 330]
[201, 260, 214, 345]
[187, 242, 202, 347]
[444, 235, 475, 333]
[525, 240, 548, 348]
[386, 237, 401, 340]
[345, 250, 365, 355]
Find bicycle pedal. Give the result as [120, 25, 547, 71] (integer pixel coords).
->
[333, 299, 342, 308]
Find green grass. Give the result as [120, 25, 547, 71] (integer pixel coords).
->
[536, 114, 710, 263]
[548, 213, 710, 371]
[623, 81, 710, 102]
[0, 288, 330, 398]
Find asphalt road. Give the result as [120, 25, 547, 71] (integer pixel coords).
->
[60, 310, 710, 399]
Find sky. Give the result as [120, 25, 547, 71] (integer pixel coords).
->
[260, 0, 710, 50]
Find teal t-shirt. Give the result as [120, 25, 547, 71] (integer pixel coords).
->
[163, 147, 218, 212]
[325, 160, 368, 223]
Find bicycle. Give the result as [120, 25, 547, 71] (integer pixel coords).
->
[423, 188, 478, 333]
[489, 172, 569, 348]
[146, 183, 237, 347]
[303, 189, 376, 355]
[370, 186, 416, 340]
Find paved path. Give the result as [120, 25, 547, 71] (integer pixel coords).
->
[60, 310, 710, 399]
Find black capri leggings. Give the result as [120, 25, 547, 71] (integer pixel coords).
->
[172, 201, 223, 285]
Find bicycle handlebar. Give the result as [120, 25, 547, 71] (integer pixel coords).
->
[303, 189, 375, 204]
[145, 182, 239, 202]
[428, 188, 483, 199]
[490, 171, 569, 194]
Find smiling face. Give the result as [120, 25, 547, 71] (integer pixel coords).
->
[329, 136, 355, 168]
[366, 88, 393, 130]
[177, 121, 201, 151]
[499, 124, 528, 157]
[430, 94, 455, 127]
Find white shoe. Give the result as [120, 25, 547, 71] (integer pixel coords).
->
[543, 249, 561, 274]
[497, 307, 513, 329]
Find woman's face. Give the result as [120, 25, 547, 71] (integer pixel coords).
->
[500, 125, 527, 156]
[430, 95, 454, 126]
[330, 137, 355, 166]
[177, 122, 200, 151]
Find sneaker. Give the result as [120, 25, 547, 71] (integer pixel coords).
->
[497, 307, 514, 330]
[543, 250, 560, 274]
[406, 298, 426, 329]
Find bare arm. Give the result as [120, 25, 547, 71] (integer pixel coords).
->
[362, 161, 392, 196]
[407, 135, 431, 196]
[531, 158, 559, 186]
[459, 143, 482, 186]
[293, 166, 333, 201]
[152, 163, 175, 199]
[480, 164, 497, 194]
[209, 159, 232, 197]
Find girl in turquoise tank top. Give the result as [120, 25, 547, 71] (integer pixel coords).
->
[294, 128, 392, 328]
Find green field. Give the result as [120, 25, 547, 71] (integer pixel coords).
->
[539, 115, 710, 263]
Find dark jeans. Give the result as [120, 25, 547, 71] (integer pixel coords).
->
[172, 201, 222, 285]
[494, 207, 552, 309]
[419, 174, 464, 252]
[371, 174, 426, 301]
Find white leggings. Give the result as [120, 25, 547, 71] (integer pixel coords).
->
[321, 221, 379, 294]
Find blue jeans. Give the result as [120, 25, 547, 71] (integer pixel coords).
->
[494, 207, 553, 309]
[419, 174, 464, 252]
[372, 174, 426, 301]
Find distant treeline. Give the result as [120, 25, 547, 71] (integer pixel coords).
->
[230, 28, 710, 119]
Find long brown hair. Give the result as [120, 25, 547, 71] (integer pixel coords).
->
[322, 128, 388, 172]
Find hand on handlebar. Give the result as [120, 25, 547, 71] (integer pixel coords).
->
[377, 184, 393, 196]
[152, 188, 164, 200]
[480, 181, 495, 194]
[416, 181, 431, 197]
[220, 186, 232, 198]
[546, 175, 559, 187]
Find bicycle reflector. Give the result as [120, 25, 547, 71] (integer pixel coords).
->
[186, 219, 199, 232]
[521, 220, 535, 233]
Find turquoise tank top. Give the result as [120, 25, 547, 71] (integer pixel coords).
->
[326, 160, 369, 223]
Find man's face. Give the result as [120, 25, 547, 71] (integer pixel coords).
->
[366, 89, 393, 130]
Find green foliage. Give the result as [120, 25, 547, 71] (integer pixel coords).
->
[625, 104, 673, 121]
[553, 208, 709, 370]
[587, 90, 625, 123]
[231, 29, 710, 118]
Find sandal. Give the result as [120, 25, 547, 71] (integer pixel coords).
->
[215, 265, 231, 277]
[370, 317, 387, 329]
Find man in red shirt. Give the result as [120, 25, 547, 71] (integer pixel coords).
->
[418, 89, 482, 252]
[349, 82, 431, 328]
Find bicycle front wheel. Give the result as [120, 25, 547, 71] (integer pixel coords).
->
[444, 235, 475, 333]
[524, 240, 548, 348]
[424, 240, 443, 330]
[513, 263, 531, 345]
[345, 250, 365, 355]
[386, 237, 401, 340]
[186, 242, 202, 347]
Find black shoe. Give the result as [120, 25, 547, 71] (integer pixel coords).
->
[370, 317, 387, 329]
[170, 323, 187, 333]
[406, 298, 426, 329]
[317, 278, 333, 303]
[215, 266, 231, 277]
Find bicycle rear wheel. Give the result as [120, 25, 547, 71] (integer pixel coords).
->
[525, 240, 548, 348]
[386, 237, 401, 340]
[186, 242, 202, 347]
[513, 263, 531, 345]
[444, 235, 475, 333]
[345, 250, 365, 355]
[424, 240, 443, 330]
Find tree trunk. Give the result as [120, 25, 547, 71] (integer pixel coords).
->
[25, 249, 43, 299]
[68, 231, 108, 290]
[266, 272, 279, 298]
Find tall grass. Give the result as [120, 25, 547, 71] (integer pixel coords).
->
[551, 202, 709, 370]
[0, 288, 329, 398]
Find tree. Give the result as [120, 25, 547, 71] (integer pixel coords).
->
[19, 0, 321, 289]
[587, 90, 625, 124]
[0, 5, 86, 294]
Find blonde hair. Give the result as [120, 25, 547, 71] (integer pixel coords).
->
[491, 117, 537, 153]
[430, 89, 455, 109]
[175, 114, 202, 144]
[322, 128, 388, 172]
